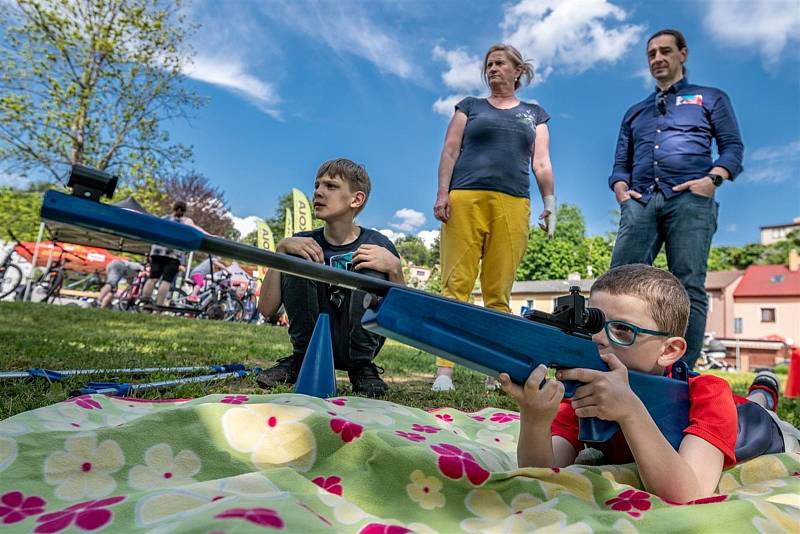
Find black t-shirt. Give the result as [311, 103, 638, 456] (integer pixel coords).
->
[293, 226, 400, 279]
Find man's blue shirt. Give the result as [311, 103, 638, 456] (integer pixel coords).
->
[608, 78, 744, 203]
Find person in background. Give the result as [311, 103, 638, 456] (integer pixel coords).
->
[141, 200, 206, 307]
[608, 29, 744, 369]
[187, 256, 228, 303]
[98, 259, 143, 309]
[432, 43, 556, 392]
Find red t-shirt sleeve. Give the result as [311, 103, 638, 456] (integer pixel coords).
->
[550, 400, 581, 452]
[684, 374, 738, 467]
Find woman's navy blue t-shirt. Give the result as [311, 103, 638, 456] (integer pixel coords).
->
[450, 96, 550, 198]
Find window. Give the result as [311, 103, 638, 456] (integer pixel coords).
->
[761, 308, 776, 323]
[526, 299, 534, 308]
[771, 275, 784, 283]
[734, 317, 742, 334]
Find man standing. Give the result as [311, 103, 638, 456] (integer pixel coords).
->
[609, 29, 744, 369]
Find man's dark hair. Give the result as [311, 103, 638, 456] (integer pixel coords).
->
[647, 29, 688, 74]
[315, 158, 372, 215]
[172, 200, 187, 215]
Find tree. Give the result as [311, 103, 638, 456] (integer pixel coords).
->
[163, 174, 236, 238]
[395, 236, 430, 267]
[0, 186, 43, 241]
[587, 235, 613, 278]
[516, 203, 590, 280]
[0, 0, 201, 184]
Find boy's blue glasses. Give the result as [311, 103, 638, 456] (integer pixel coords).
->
[604, 320, 670, 346]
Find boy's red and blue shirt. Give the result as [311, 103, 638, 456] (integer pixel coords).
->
[551, 373, 739, 466]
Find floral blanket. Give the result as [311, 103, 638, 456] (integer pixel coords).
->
[1, 394, 798, 533]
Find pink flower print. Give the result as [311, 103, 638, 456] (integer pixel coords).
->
[34, 496, 125, 533]
[327, 398, 346, 406]
[330, 418, 363, 443]
[664, 494, 728, 506]
[435, 413, 453, 423]
[411, 424, 440, 434]
[66, 395, 102, 410]
[551, 467, 561, 473]
[430, 444, 490, 486]
[0, 491, 46, 525]
[489, 412, 519, 423]
[221, 395, 249, 404]
[359, 523, 413, 534]
[470, 415, 486, 422]
[215, 507, 284, 528]
[395, 431, 426, 443]
[605, 489, 652, 518]
[312, 475, 343, 496]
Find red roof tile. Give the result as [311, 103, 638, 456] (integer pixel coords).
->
[733, 264, 800, 297]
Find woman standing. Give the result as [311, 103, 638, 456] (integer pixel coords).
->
[432, 44, 556, 391]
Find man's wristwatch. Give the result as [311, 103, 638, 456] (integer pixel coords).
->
[708, 173, 725, 187]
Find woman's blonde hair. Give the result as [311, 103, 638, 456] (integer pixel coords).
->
[482, 44, 534, 90]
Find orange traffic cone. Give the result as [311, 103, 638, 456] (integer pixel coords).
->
[785, 345, 800, 399]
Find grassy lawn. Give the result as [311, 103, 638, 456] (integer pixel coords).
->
[1, 301, 797, 428]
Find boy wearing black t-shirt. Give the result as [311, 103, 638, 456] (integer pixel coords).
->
[257, 159, 404, 396]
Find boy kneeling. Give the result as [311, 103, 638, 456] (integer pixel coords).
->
[257, 159, 404, 396]
[500, 264, 799, 503]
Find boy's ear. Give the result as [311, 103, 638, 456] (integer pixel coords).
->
[657, 336, 687, 368]
[350, 191, 366, 211]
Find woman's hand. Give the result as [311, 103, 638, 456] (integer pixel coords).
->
[537, 195, 556, 239]
[433, 192, 450, 223]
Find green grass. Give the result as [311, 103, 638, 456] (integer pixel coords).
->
[1, 301, 797, 429]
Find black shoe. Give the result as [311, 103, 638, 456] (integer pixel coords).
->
[256, 357, 303, 388]
[349, 361, 388, 397]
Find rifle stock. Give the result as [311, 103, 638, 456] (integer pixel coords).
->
[41, 189, 689, 449]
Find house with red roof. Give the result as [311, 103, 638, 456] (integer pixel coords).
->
[731, 250, 800, 344]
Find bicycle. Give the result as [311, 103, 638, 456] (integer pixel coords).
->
[30, 242, 85, 303]
[115, 268, 149, 311]
[0, 230, 25, 300]
[171, 271, 244, 321]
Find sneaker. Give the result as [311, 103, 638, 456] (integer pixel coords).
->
[749, 370, 781, 410]
[432, 374, 455, 392]
[349, 361, 388, 397]
[256, 357, 303, 388]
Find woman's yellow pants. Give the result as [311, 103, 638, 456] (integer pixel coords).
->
[436, 189, 530, 368]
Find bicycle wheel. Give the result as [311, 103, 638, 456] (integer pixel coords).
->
[0, 264, 22, 299]
[45, 271, 64, 303]
[214, 292, 244, 321]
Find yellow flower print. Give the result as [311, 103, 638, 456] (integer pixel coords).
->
[475, 429, 517, 453]
[44, 433, 124, 501]
[537, 467, 596, 505]
[318, 490, 373, 525]
[222, 404, 316, 471]
[128, 443, 201, 490]
[461, 489, 569, 533]
[0, 437, 17, 472]
[406, 470, 445, 510]
[719, 455, 789, 496]
[748, 498, 800, 533]
[600, 465, 642, 490]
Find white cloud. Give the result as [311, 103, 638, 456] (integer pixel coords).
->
[725, 224, 738, 233]
[633, 66, 653, 89]
[500, 0, 645, 83]
[229, 214, 261, 237]
[390, 208, 426, 232]
[432, 94, 468, 117]
[263, 2, 412, 79]
[185, 56, 281, 118]
[417, 229, 440, 248]
[742, 139, 800, 184]
[432, 0, 644, 115]
[433, 45, 484, 92]
[704, 0, 800, 65]
[377, 229, 406, 243]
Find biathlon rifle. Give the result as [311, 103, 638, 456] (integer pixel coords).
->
[40, 165, 690, 448]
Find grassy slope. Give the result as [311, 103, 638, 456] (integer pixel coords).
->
[1, 302, 796, 429]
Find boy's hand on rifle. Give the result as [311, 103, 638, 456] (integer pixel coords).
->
[352, 245, 400, 274]
[277, 237, 325, 263]
[499, 364, 564, 425]
[556, 353, 639, 423]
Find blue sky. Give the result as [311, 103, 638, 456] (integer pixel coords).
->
[21, 0, 800, 247]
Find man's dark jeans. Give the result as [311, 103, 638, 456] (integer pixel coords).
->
[611, 190, 719, 369]
[281, 272, 385, 370]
